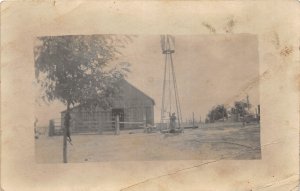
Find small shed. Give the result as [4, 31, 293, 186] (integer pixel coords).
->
[61, 80, 155, 133]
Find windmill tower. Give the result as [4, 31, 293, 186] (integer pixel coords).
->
[160, 35, 183, 131]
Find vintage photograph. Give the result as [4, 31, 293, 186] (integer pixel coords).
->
[34, 34, 260, 163]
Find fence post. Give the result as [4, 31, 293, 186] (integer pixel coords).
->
[49, 119, 55, 136]
[192, 112, 194, 128]
[115, 115, 120, 135]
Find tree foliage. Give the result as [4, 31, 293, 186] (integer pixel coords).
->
[205, 97, 254, 124]
[34, 35, 132, 108]
[207, 104, 228, 122]
[34, 35, 133, 163]
[231, 101, 249, 117]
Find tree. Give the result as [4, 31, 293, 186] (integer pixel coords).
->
[232, 101, 249, 117]
[34, 35, 132, 163]
[206, 104, 228, 123]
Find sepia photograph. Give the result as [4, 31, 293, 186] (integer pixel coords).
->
[34, 34, 261, 163]
[1, 1, 299, 190]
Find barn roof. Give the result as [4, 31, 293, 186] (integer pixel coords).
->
[61, 79, 155, 113]
[120, 80, 155, 105]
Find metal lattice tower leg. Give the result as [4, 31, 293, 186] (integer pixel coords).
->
[160, 35, 183, 131]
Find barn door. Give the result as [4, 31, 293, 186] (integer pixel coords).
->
[112, 109, 125, 129]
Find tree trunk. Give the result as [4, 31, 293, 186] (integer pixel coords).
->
[63, 102, 71, 163]
[63, 126, 67, 163]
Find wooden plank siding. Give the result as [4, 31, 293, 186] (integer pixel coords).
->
[61, 80, 155, 133]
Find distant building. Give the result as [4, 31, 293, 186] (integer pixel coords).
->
[61, 80, 155, 133]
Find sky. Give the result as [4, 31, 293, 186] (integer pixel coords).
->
[35, 34, 259, 126]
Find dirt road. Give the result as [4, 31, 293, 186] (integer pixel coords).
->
[35, 123, 261, 163]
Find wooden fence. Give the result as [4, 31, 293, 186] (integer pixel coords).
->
[48, 115, 147, 136]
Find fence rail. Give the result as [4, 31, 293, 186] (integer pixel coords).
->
[48, 115, 149, 136]
[49, 117, 248, 137]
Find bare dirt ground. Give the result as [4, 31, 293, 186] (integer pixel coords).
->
[35, 123, 261, 163]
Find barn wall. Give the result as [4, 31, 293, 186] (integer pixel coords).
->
[62, 108, 114, 133]
[112, 81, 155, 128]
[62, 105, 154, 132]
[61, 81, 155, 132]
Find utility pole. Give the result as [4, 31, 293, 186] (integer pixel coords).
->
[192, 112, 195, 128]
[246, 94, 250, 112]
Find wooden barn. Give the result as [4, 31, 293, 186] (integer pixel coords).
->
[61, 80, 155, 133]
